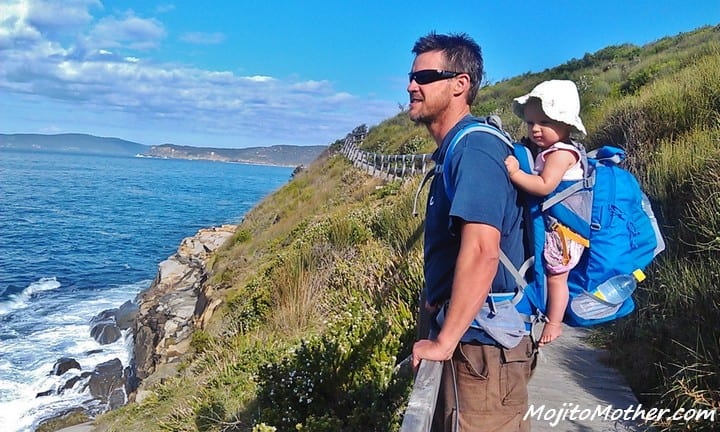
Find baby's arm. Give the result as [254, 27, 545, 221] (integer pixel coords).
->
[504, 155, 520, 177]
[505, 149, 577, 197]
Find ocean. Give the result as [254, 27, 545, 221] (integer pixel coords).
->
[0, 149, 293, 431]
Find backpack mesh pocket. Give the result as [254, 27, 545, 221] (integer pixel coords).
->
[569, 291, 622, 320]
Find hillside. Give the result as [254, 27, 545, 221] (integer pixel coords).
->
[144, 143, 327, 166]
[0, 133, 147, 156]
[0, 133, 326, 167]
[96, 25, 720, 432]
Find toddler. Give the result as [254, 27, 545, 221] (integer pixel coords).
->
[504, 80, 588, 346]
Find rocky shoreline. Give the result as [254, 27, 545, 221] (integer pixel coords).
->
[132, 224, 235, 398]
[39, 225, 236, 431]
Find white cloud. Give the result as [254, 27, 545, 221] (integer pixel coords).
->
[0, 0, 397, 147]
[326, 92, 353, 103]
[25, 0, 100, 34]
[89, 14, 166, 50]
[245, 75, 274, 83]
[180, 31, 225, 45]
[0, 1, 43, 49]
[291, 80, 331, 92]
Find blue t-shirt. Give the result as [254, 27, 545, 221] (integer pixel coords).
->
[424, 116, 525, 314]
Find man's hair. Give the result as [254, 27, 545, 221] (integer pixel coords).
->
[412, 32, 483, 104]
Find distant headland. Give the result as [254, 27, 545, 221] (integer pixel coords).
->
[0, 133, 326, 167]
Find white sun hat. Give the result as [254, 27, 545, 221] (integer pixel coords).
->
[512, 79, 587, 136]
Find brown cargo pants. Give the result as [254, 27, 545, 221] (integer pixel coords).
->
[433, 336, 537, 432]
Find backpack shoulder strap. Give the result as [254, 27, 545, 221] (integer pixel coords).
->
[441, 121, 514, 201]
[442, 121, 536, 304]
[414, 119, 517, 213]
[540, 140, 593, 212]
[412, 168, 435, 216]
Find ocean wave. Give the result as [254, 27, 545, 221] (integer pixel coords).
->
[0, 277, 61, 316]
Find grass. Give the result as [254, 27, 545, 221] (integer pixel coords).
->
[586, 33, 720, 431]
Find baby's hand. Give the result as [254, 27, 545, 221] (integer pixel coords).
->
[505, 155, 520, 176]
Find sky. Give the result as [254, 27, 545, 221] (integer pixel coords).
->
[1, 1, 719, 149]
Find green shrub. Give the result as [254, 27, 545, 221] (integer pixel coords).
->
[195, 398, 226, 432]
[326, 213, 371, 247]
[254, 299, 413, 432]
[223, 276, 272, 336]
[399, 135, 428, 154]
[268, 244, 329, 333]
[373, 181, 402, 199]
[190, 330, 214, 354]
[619, 64, 659, 95]
[370, 180, 424, 254]
[234, 228, 252, 243]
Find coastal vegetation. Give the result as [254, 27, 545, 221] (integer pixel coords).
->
[97, 25, 719, 431]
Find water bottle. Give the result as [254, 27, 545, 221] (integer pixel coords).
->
[591, 269, 646, 304]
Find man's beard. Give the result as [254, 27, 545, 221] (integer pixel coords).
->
[409, 110, 434, 126]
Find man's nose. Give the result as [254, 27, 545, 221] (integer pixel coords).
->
[407, 79, 420, 93]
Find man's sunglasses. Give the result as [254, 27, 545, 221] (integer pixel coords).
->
[408, 69, 464, 85]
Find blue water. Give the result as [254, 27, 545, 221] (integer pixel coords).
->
[0, 150, 292, 431]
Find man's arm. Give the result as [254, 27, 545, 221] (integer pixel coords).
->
[412, 221, 500, 366]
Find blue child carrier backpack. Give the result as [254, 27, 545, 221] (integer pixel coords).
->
[434, 118, 665, 330]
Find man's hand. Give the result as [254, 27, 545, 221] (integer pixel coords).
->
[412, 338, 454, 370]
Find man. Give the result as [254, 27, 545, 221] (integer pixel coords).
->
[409, 32, 537, 431]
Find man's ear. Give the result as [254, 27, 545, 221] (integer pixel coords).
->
[452, 74, 471, 98]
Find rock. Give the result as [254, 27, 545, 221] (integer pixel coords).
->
[141, 362, 180, 389]
[132, 323, 159, 380]
[165, 338, 191, 360]
[58, 372, 92, 396]
[35, 408, 89, 432]
[108, 387, 126, 410]
[131, 225, 235, 392]
[157, 259, 191, 286]
[61, 375, 85, 392]
[164, 319, 180, 335]
[90, 320, 122, 344]
[88, 358, 124, 402]
[124, 363, 140, 395]
[90, 308, 117, 325]
[36, 389, 53, 397]
[89, 307, 124, 345]
[53, 357, 81, 376]
[116, 300, 139, 330]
